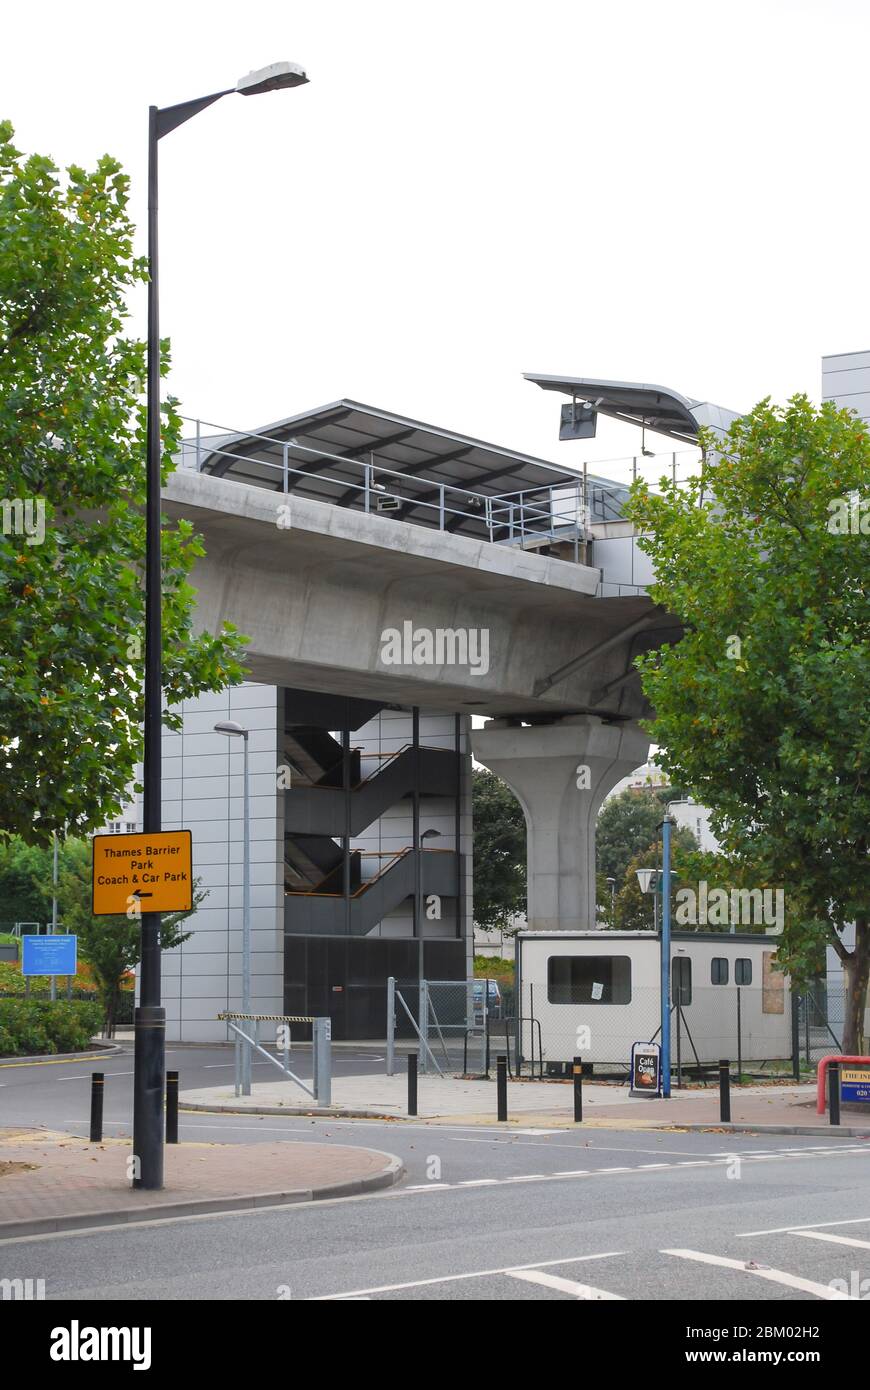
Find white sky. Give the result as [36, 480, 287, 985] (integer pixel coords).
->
[4, 0, 868, 480]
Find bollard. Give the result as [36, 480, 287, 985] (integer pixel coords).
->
[407, 1052, 418, 1117]
[166, 1071, 179, 1144]
[573, 1056, 583, 1123]
[829, 1062, 841, 1127]
[89, 1072, 104, 1143]
[719, 1059, 731, 1123]
[497, 1054, 508, 1122]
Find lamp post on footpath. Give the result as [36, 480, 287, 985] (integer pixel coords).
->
[215, 721, 251, 1093]
[135, 61, 309, 1190]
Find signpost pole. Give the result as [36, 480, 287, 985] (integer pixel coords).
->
[660, 817, 672, 1098]
[134, 101, 166, 1193]
[50, 832, 58, 1003]
[91, 829, 192, 1190]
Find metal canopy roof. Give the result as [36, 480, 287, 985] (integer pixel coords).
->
[524, 373, 739, 444]
[195, 399, 584, 540]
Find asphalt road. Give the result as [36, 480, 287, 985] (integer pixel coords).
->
[0, 1041, 385, 1132]
[3, 1044, 869, 1301]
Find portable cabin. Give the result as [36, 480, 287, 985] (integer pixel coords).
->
[516, 931, 791, 1074]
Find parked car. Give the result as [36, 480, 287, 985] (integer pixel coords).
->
[471, 979, 502, 1026]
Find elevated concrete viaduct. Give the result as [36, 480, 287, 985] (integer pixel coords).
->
[157, 383, 735, 1036]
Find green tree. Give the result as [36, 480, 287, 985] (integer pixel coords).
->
[626, 395, 870, 1051]
[608, 828, 698, 931]
[0, 122, 247, 844]
[596, 786, 671, 885]
[58, 838, 200, 1036]
[0, 837, 54, 924]
[472, 768, 526, 933]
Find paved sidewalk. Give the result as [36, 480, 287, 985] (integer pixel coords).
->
[180, 1073, 870, 1135]
[0, 1127, 403, 1238]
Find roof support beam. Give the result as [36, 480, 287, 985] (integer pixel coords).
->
[533, 611, 666, 698]
[205, 408, 353, 478]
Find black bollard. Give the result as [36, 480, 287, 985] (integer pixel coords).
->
[719, 1059, 731, 1123]
[408, 1052, 418, 1117]
[497, 1054, 508, 1121]
[166, 1070, 179, 1144]
[89, 1072, 104, 1143]
[829, 1062, 841, 1127]
[573, 1056, 583, 1123]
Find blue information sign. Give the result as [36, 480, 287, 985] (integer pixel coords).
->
[21, 934, 77, 977]
[840, 1065, 870, 1105]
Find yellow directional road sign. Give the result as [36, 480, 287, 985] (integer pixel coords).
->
[92, 830, 193, 915]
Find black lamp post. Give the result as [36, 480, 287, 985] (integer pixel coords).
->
[136, 60, 309, 1191]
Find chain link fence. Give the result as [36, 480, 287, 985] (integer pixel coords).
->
[388, 978, 507, 1075]
[796, 987, 844, 1064]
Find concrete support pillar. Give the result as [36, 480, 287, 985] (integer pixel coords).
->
[472, 716, 649, 932]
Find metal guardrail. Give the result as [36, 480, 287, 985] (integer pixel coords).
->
[178, 415, 587, 551]
[218, 1011, 331, 1104]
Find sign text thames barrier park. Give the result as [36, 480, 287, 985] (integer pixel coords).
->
[92, 830, 193, 915]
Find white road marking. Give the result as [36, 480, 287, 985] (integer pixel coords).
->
[662, 1248, 857, 1299]
[57, 1075, 90, 1082]
[505, 1269, 624, 1299]
[311, 1251, 625, 1300]
[553, 1170, 590, 1177]
[792, 1230, 870, 1251]
[457, 1179, 501, 1186]
[738, 1215, 870, 1237]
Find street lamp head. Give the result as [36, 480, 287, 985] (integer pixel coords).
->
[214, 721, 248, 737]
[236, 61, 308, 96]
[420, 829, 441, 842]
[636, 868, 659, 894]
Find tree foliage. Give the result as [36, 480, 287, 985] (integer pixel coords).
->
[596, 786, 671, 886]
[0, 121, 248, 844]
[626, 396, 870, 1050]
[472, 768, 526, 932]
[0, 836, 55, 923]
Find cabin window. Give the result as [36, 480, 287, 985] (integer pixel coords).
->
[711, 957, 729, 985]
[547, 955, 632, 1005]
[672, 957, 692, 1005]
[735, 958, 752, 985]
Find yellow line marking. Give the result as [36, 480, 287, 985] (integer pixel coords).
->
[0, 1053, 112, 1070]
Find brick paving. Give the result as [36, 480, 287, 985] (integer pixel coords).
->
[0, 1127, 401, 1235]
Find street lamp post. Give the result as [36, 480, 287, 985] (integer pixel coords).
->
[660, 815, 674, 1098]
[637, 818, 674, 1098]
[215, 722, 251, 1093]
[135, 61, 308, 1190]
[416, 828, 441, 1072]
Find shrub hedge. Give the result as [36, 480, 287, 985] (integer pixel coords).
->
[0, 999, 103, 1056]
